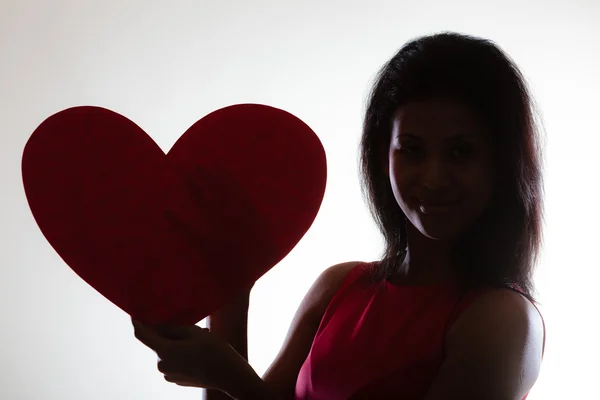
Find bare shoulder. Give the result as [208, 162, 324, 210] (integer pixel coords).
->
[449, 287, 544, 352]
[313, 261, 364, 294]
[454, 288, 543, 334]
[303, 261, 365, 316]
[430, 288, 545, 399]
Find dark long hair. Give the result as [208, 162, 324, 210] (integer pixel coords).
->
[359, 32, 545, 303]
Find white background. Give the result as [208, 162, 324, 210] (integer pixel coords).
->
[1, 1, 599, 399]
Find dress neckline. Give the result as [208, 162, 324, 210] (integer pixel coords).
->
[384, 275, 460, 290]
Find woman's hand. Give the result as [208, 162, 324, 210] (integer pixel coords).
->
[132, 318, 245, 392]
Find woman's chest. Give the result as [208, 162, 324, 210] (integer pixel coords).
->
[296, 286, 462, 399]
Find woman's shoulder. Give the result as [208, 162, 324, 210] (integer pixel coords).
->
[451, 285, 546, 355]
[322, 260, 372, 279]
[314, 260, 370, 297]
[307, 260, 377, 308]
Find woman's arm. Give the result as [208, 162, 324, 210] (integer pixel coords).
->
[205, 289, 253, 400]
[423, 289, 544, 400]
[207, 261, 361, 400]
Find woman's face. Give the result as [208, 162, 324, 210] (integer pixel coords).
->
[388, 97, 495, 242]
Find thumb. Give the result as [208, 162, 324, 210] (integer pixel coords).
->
[132, 319, 167, 353]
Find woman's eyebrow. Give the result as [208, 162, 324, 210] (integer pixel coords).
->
[397, 133, 421, 140]
[398, 132, 478, 141]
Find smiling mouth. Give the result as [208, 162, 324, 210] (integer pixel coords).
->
[418, 199, 460, 214]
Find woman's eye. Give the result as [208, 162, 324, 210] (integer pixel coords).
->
[399, 145, 421, 156]
[452, 144, 474, 158]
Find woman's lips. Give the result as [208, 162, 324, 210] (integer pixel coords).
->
[418, 199, 460, 214]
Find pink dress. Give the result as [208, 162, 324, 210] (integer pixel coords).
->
[295, 262, 545, 399]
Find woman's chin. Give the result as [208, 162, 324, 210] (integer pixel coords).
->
[417, 222, 462, 242]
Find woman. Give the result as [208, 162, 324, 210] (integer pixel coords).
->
[132, 31, 546, 399]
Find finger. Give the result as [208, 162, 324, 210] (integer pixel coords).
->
[164, 374, 198, 387]
[157, 360, 176, 374]
[132, 320, 167, 353]
[174, 381, 197, 387]
[155, 324, 191, 340]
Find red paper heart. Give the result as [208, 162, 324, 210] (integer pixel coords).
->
[22, 104, 326, 325]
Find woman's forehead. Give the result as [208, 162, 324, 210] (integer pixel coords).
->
[392, 99, 488, 139]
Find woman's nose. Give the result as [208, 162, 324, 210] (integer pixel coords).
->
[421, 157, 451, 190]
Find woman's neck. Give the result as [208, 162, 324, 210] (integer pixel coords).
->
[392, 225, 458, 285]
